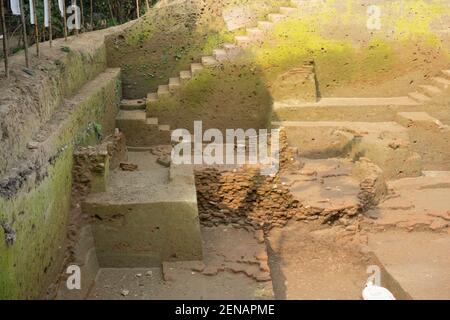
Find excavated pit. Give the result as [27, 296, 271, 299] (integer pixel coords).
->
[2, 0, 450, 301]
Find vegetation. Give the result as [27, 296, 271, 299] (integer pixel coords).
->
[2, 0, 156, 54]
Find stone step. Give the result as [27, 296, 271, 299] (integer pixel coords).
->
[408, 91, 432, 103]
[235, 35, 252, 47]
[116, 109, 146, 122]
[158, 124, 171, 131]
[223, 43, 238, 51]
[431, 77, 450, 90]
[120, 99, 146, 110]
[201, 56, 219, 67]
[441, 69, 450, 80]
[115, 111, 172, 147]
[191, 63, 204, 75]
[126, 146, 154, 152]
[418, 84, 442, 97]
[279, 6, 298, 15]
[147, 92, 158, 103]
[116, 118, 171, 147]
[146, 117, 158, 125]
[257, 21, 274, 31]
[157, 85, 170, 97]
[169, 77, 181, 92]
[246, 27, 264, 39]
[179, 70, 192, 83]
[267, 13, 287, 23]
[213, 48, 228, 62]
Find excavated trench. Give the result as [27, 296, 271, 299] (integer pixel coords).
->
[55, 127, 387, 300]
[2, 0, 450, 300]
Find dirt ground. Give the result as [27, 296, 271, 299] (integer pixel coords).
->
[88, 225, 274, 300]
[86, 222, 374, 300]
[267, 221, 373, 300]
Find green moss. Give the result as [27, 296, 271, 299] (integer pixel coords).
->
[106, 0, 291, 98]
[124, 15, 156, 46]
[60, 46, 108, 98]
[147, 60, 272, 130]
[252, 18, 357, 83]
[0, 149, 73, 299]
[175, 30, 236, 69]
[0, 68, 121, 300]
[382, 0, 449, 42]
[361, 38, 394, 73]
[181, 70, 217, 104]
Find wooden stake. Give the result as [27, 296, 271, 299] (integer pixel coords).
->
[49, 0, 53, 47]
[0, 0, 9, 77]
[89, 0, 93, 30]
[41, 23, 45, 42]
[32, 0, 40, 57]
[79, 0, 84, 31]
[63, 0, 68, 40]
[19, 0, 30, 68]
[73, 0, 78, 36]
[136, 0, 140, 19]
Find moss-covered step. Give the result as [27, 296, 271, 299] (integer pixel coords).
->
[120, 99, 147, 110]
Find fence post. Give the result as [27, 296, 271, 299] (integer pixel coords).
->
[19, 0, 30, 68]
[0, 0, 9, 77]
[63, 0, 68, 40]
[32, 0, 40, 57]
[136, 0, 140, 18]
[49, 0, 53, 46]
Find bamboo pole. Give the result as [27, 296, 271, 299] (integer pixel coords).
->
[89, 0, 93, 30]
[31, 0, 40, 57]
[49, 0, 53, 47]
[79, 0, 84, 31]
[0, 0, 9, 77]
[41, 23, 45, 41]
[73, 0, 78, 36]
[136, 0, 140, 19]
[19, 0, 30, 68]
[63, 0, 68, 40]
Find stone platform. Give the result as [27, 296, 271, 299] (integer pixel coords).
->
[82, 152, 203, 268]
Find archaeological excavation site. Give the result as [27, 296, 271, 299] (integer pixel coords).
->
[0, 0, 450, 302]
